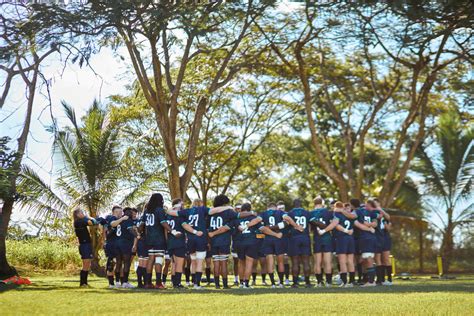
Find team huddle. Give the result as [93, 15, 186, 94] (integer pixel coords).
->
[73, 193, 393, 289]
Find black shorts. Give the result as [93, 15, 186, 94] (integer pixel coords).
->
[237, 242, 261, 260]
[79, 243, 93, 259]
[169, 247, 186, 258]
[104, 240, 116, 258]
[211, 244, 230, 256]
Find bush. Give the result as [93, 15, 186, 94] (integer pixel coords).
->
[6, 238, 81, 270]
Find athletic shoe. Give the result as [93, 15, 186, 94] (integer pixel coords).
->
[144, 284, 154, 289]
[314, 283, 323, 288]
[285, 279, 290, 286]
[325, 283, 332, 288]
[215, 285, 221, 289]
[193, 285, 203, 290]
[239, 284, 244, 288]
[186, 282, 191, 286]
[361, 282, 376, 287]
[339, 283, 346, 288]
[155, 283, 165, 289]
[108, 285, 115, 289]
[291, 283, 299, 288]
[121, 282, 135, 289]
[344, 283, 354, 288]
[271, 284, 277, 289]
[223, 285, 230, 289]
[233, 281, 239, 286]
[382, 281, 393, 286]
[278, 283, 284, 288]
[251, 281, 256, 286]
[262, 281, 268, 286]
[173, 284, 185, 289]
[114, 283, 122, 289]
[305, 283, 312, 288]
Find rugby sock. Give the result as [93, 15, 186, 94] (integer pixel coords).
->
[162, 272, 168, 284]
[175, 272, 182, 286]
[325, 273, 332, 285]
[115, 272, 120, 284]
[340, 272, 347, 285]
[349, 272, 355, 284]
[155, 272, 162, 285]
[385, 266, 392, 282]
[269, 273, 275, 285]
[123, 272, 129, 283]
[185, 267, 191, 283]
[357, 263, 363, 282]
[278, 272, 284, 284]
[215, 276, 221, 288]
[234, 275, 239, 283]
[244, 279, 249, 287]
[376, 266, 384, 284]
[315, 273, 323, 284]
[79, 270, 85, 285]
[223, 278, 228, 288]
[261, 273, 267, 283]
[205, 267, 211, 283]
[284, 264, 290, 279]
[136, 268, 142, 286]
[191, 273, 196, 285]
[252, 273, 257, 283]
[195, 272, 202, 286]
[107, 275, 115, 286]
[304, 276, 310, 285]
[367, 267, 376, 283]
[292, 275, 299, 285]
[146, 273, 153, 285]
[362, 272, 368, 283]
[84, 270, 89, 285]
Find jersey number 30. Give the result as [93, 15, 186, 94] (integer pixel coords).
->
[145, 214, 155, 226]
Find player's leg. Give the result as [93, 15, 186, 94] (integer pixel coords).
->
[382, 250, 392, 284]
[313, 252, 323, 286]
[153, 255, 164, 288]
[220, 252, 230, 289]
[266, 254, 276, 286]
[338, 254, 348, 286]
[302, 255, 311, 287]
[121, 253, 133, 288]
[290, 255, 300, 287]
[78, 242, 92, 287]
[276, 254, 285, 286]
[173, 250, 185, 288]
[375, 252, 383, 285]
[323, 251, 333, 286]
[115, 254, 123, 287]
[145, 251, 155, 288]
[259, 256, 267, 285]
[251, 258, 258, 286]
[347, 253, 355, 286]
[162, 254, 171, 286]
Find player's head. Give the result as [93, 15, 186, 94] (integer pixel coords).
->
[350, 198, 361, 209]
[213, 194, 230, 207]
[277, 201, 285, 211]
[241, 202, 252, 212]
[313, 197, 324, 207]
[72, 208, 85, 221]
[344, 203, 351, 212]
[131, 208, 139, 219]
[235, 203, 242, 212]
[334, 201, 344, 211]
[267, 202, 277, 210]
[172, 198, 183, 210]
[123, 207, 133, 218]
[193, 199, 203, 207]
[365, 199, 377, 210]
[112, 205, 123, 217]
[293, 198, 302, 208]
[146, 193, 164, 213]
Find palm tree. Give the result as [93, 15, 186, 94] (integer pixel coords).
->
[416, 111, 474, 272]
[17, 100, 123, 274]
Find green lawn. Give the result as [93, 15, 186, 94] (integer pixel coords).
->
[1, 275, 473, 315]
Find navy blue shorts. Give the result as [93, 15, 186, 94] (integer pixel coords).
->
[382, 234, 392, 252]
[354, 238, 360, 255]
[359, 236, 377, 253]
[335, 235, 355, 254]
[187, 236, 207, 253]
[116, 240, 134, 256]
[288, 236, 311, 256]
[211, 244, 230, 256]
[281, 236, 289, 254]
[313, 238, 334, 253]
[262, 238, 286, 256]
[104, 240, 116, 258]
[237, 242, 261, 260]
[79, 243, 93, 259]
[147, 243, 167, 257]
[137, 240, 148, 258]
[169, 247, 186, 258]
[375, 235, 384, 253]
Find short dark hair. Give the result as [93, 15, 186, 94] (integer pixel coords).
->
[123, 207, 133, 217]
[313, 198, 323, 205]
[268, 202, 277, 208]
[241, 202, 252, 212]
[213, 194, 230, 207]
[350, 198, 361, 208]
[293, 198, 302, 208]
[111, 205, 122, 212]
[172, 198, 183, 206]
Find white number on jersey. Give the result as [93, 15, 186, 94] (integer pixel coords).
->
[188, 214, 199, 227]
[145, 214, 155, 226]
[210, 216, 223, 230]
[364, 216, 371, 223]
[116, 224, 122, 237]
[241, 221, 250, 234]
[380, 218, 385, 230]
[295, 216, 307, 228]
[168, 220, 175, 230]
[344, 220, 351, 230]
[269, 216, 275, 226]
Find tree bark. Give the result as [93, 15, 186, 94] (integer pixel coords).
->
[0, 198, 17, 278]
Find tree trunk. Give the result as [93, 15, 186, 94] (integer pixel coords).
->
[441, 223, 454, 273]
[0, 198, 17, 279]
[89, 225, 105, 276]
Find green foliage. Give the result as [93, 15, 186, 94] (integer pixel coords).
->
[6, 238, 81, 270]
[0, 137, 16, 200]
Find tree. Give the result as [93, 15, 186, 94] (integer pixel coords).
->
[79, 0, 276, 199]
[17, 101, 124, 274]
[415, 111, 474, 272]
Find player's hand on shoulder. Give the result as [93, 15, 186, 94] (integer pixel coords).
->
[276, 232, 283, 239]
[196, 230, 204, 237]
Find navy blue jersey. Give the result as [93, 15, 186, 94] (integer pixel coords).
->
[208, 209, 238, 246]
[231, 215, 264, 245]
[141, 207, 168, 246]
[260, 209, 288, 240]
[287, 208, 311, 237]
[310, 208, 334, 243]
[116, 218, 135, 242]
[334, 212, 355, 238]
[105, 215, 118, 241]
[178, 206, 209, 236]
[166, 214, 186, 249]
[74, 218, 92, 244]
[356, 208, 378, 239]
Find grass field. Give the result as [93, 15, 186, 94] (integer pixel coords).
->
[1, 274, 473, 315]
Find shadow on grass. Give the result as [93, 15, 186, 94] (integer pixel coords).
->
[8, 280, 474, 295]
